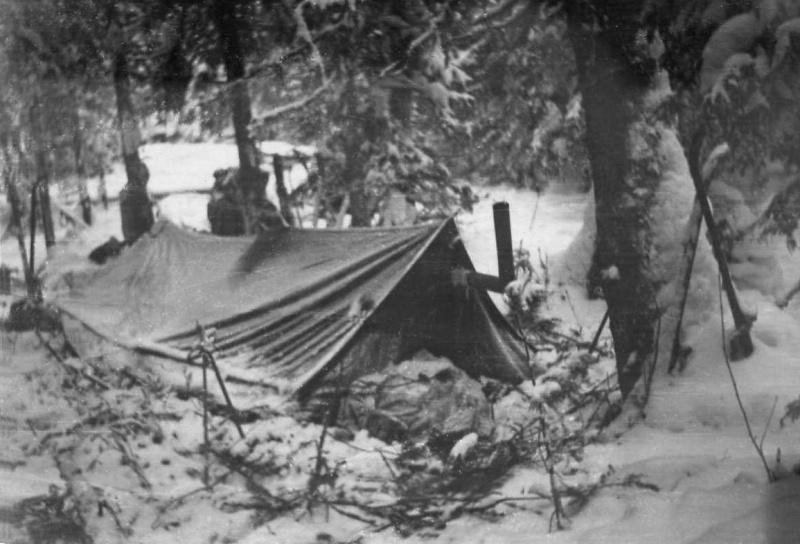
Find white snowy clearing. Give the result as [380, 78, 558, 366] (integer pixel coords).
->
[2, 142, 800, 543]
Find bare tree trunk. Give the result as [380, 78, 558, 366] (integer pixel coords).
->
[348, 191, 377, 227]
[335, 193, 350, 228]
[311, 154, 325, 227]
[565, 1, 656, 399]
[38, 183, 55, 248]
[212, 0, 266, 234]
[339, 74, 382, 227]
[114, 49, 153, 242]
[30, 100, 56, 248]
[73, 122, 92, 225]
[28, 185, 37, 282]
[3, 162, 34, 296]
[99, 166, 108, 210]
[273, 155, 294, 226]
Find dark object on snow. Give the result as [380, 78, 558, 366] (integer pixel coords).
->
[207, 167, 285, 236]
[89, 237, 126, 265]
[340, 353, 494, 444]
[80, 196, 92, 226]
[120, 185, 155, 243]
[5, 298, 59, 332]
[0, 266, 11, 294]
[207, 196, 245, 235]
[53, 217, 530, 397]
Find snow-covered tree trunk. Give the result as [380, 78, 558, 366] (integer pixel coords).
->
[564, 3, 717, 408]
[565, 2, 657, 399]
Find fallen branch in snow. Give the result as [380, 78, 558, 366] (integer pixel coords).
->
[111, 431, 152, 491]
[323, 492, 517, 536]
[151, 470, 235, 530]
[209, 447, 302, 511]
[604, 473, 660, 492]
[52, 442, 132, 543]
[536, 418, 566, 532]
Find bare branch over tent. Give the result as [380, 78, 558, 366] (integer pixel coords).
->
[251, 80, 331, 124]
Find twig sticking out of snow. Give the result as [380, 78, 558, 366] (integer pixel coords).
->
[717, 275, 775, 483]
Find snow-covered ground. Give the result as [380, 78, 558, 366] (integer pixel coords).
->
[3, 142, 800, 543]
[77, 140, 313, 201]
[1, 140, 313, 275]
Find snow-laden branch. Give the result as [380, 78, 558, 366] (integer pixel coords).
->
[251, 80, 332, 124]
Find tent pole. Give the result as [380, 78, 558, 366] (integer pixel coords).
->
[202, 354, 210, 487]
[205, 350, 245, 439]
[493, 202, 515, 285]
[687, 128, 754, 360]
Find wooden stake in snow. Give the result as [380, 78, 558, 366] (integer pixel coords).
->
[190, 324, 245, 440]
[669, 135, 717, 373]
[687, 129, 754, 361]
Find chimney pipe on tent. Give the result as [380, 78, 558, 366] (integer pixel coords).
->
[455, 202, 516, 293]
[493, 202, 514, 286]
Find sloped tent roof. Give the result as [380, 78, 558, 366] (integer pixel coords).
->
[53, 218, 530, 395]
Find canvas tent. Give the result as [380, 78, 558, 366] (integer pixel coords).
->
[53, 218, 530, 396]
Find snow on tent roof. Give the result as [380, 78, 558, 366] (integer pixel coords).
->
[53, 218, 530, 395]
